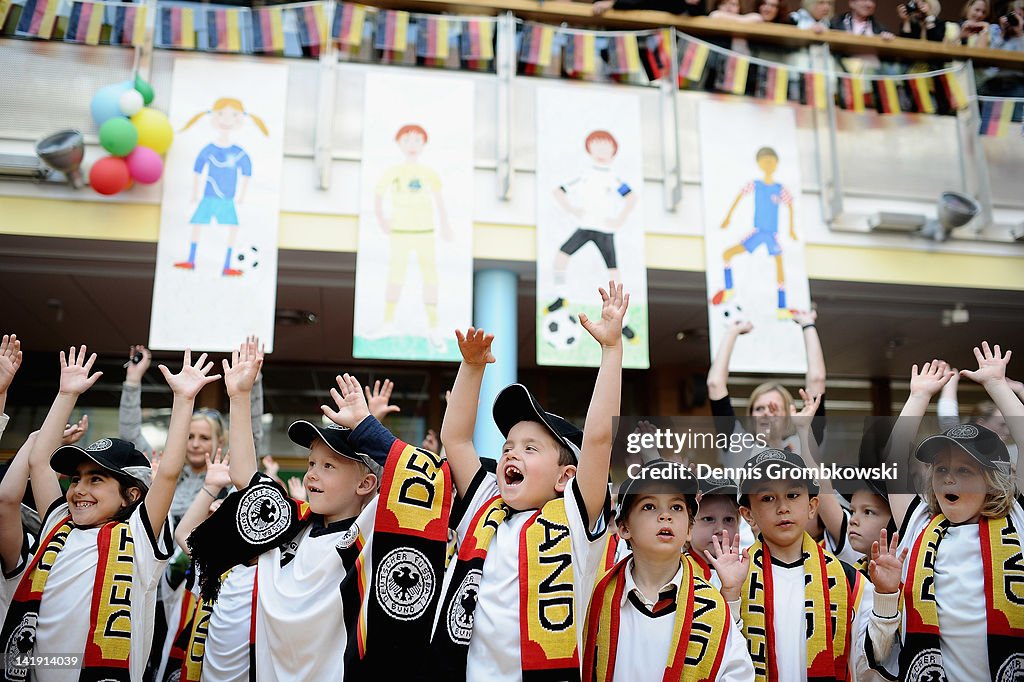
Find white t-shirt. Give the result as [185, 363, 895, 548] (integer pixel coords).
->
[203, 563, 256, 682]
[254, 496, 377, 681]
[613, 558, 754, 681]
[559, 165, 632, 231]
[457, 474, 607, 682]
[884, 495, 1024, 680]
[1, 532, 33, 616]
[30, 501, 172, 682]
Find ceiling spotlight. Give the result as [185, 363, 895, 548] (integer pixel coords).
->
[921, 191, 981, 242]
[35, 130, 85, 188]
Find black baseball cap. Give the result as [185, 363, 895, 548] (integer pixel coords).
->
[916, 423, 1010, 472]
[287, 420, 381, 476]
[51, 437, 152, 491]
[492, 384, 583, 463]
[616, 459, 699, 521]
[698, 474, 739, 498]
[739, 448, 820, 495]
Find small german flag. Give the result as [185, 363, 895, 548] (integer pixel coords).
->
[763, 66, 789, 105]
[939, 72, 967, 110]
[875, 78, 901, 115]
[679, 40, 709, 84]
[908, 77, 935, 114]
[842, 76, 865, 113]
[804, 71, 827, 110]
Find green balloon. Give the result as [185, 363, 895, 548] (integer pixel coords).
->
[99, 117, 139, 157]
[134, 74, 155, 106]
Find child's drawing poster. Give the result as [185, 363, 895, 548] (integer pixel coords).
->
[699, 100, 810, 374]
[353, 72, 474, 362]
[535, 86, 649, 369]
[150, 57, 287, 352]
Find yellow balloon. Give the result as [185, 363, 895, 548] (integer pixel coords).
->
[130, 108, 173, 155]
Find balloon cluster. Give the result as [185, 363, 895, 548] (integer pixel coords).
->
[88, 75, 173, 195]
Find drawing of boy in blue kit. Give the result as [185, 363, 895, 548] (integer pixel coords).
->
[173, 98, 269, 277]
[712, 146, 796, 320]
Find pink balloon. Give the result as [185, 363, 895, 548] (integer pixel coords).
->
[126, 146, 164, 184]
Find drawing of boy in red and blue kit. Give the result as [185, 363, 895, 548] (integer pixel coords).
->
[712, 146, 796, 320]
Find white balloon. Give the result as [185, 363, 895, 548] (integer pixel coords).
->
[119, 89, 144, 117]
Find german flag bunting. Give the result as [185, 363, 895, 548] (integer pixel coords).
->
[979, 99, 1016, 136]
[65, 1, 105, 45]
[333, 2, 366, 47]
[908, 77, 936, 114]
[416, 16, 449, 61]
[461, 18, 494, 70]
[374, 9, 409, 53]
[803, 71, 827, 110]
[875, 78, 901, 114]
[762, 66, 788, 104]
[642, 29, 671, 81]
[606, 34, 641, 75]
[721, 54, 749, 95]
[17, 0, 59, 39]
[842, 76, 866, 112]
[252, 7, 285, 53]
[679, 40, 709, 84]
[0, 0, 12, 31]
[939, 71, 968, 110]
[519, 23, 555, 69]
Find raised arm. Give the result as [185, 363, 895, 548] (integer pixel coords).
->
[28, 346, 103, 518]
[794, 390, 844, 539]
[886, 360, 954, 529]
[0, 433, 36, 573]
[960, 342, 1024, 491]
[0, 333, 23, 420]
[175, 449, 231, 554]
[576, 281, 628, 524]
[119, 345, 153, 452]
[441, 328, 494, 497]
[365, 379, 402, 423]
[936, 369, 961, 432]
[149, 350, 221, 533]
[793, 309, 825, 397]
[706, 320, 753, 401]
[223, 337, 265, 490]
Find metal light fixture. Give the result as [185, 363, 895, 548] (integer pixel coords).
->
[35, 130, 85, 188]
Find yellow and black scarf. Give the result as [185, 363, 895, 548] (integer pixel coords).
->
[740, 532, 856, 682]
[900, 514, 1024, 681]
[164, 566, 260, 682]
[359, 440, 453, 679]
[583, 556, 730, 682]
[1, 516, 135, 682]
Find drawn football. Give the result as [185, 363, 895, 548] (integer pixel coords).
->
[719, 299, 746, 324]
[542, 308, 581, 350]
[235, 244, 260, 271]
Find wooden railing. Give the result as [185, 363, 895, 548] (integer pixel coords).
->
[368, 0, 1024, 69]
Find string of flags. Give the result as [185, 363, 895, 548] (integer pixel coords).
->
[6, 0, 1014, 125]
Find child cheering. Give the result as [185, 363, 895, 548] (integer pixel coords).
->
[1, 346, 219, 682]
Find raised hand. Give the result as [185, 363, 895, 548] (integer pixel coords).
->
[160, 349, 221, 400]
[580, 281, 630, 348]
[223, 335, 264, 398]
[366, 379, 401, 421]
[125, 345, 152, 384]
[287, 476, 307, 501]
[321, 373, 371, 429]
[0, 334, 23, 395]
[61, 415, 89, 445]
[262, 455, 280, 479]
[793, 388, 822, 435]
[205, 448, 232, 491]
[455, 328, 496, 366]
[869, 529, 908, 594]
[59, 345, 103, 396]
[792, 308, 816, 327]
[704, 530, 750, 595]
[960, 342, 1012, 388]
[909, 360, 954, 398]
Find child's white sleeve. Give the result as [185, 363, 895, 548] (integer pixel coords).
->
[863, 588, 901, 680]
[718, 616, 755, 681]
